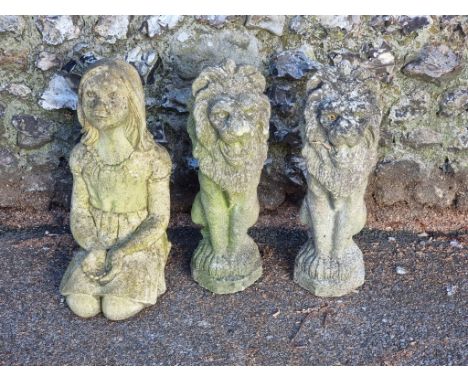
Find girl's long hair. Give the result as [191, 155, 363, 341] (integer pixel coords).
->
[77, 59, 154, 152]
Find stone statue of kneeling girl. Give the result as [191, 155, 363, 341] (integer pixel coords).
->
[60, 59, 172, 320]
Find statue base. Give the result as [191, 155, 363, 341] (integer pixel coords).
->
[191, 238, 262, 294]
[294, 241, 365, 297]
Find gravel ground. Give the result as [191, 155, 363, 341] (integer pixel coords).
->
[0, 210, 466, 366]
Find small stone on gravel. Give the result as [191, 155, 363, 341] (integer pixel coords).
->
[449, 240, 463, 249]
[446, 285, 458, 296]
[396, 266, 408, 275]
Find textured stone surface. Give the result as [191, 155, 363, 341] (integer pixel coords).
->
[0, 148, 21, 207]
[317, 15, 360, 31]
[0, 148, 18, 181]
[439, 16, 468, 37]
[11, 114, 54, 149]
[413, 168, 458, 208]
[449, 128, 468, 151]
[363, 42, 395, 82]
[195, 15, 228, 28]
[0, 147, 17, 167]
[143, 15, 183, 37]
[0, 48, 29, 69]
[94, 16, 129, 42]
[389, 91, 430, 123]
[39, 75, 78, 110]
[402, 45, 462, 83]
[125, 47, 158, 83]
[370, 158, 463, 209]
[294, 62, 382, 297]
[403, 128, 444, 149]
[60, 59, 172, 321]
[373, 160, 422, 206]
[22, 171, 55, 193]
[35, 52, 61, 71]
[268, 84, 297, 116]
[0, 147, 55, 210]
[398, 15, 433, 35]
[161, 87, 191, 113]
[438, 87, 468, 117]
[270, 50, 318, 80]
[370, 15, 433, 35]
[6, 83, 31, 98]
[188, 60, 270, 294]
[289, 16, 310, 35]
[35, 16, 80, 45]
[454, 169, 468, 210]
[246, 16, 285, 36]
[0, 16, 25, 34]
[257, 173, 286, 210]
[169, 28, 261, 79]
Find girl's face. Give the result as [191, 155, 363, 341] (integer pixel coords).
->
[81, 71, 129, 130]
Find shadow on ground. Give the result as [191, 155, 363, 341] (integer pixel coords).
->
[0, 218, 466, 365]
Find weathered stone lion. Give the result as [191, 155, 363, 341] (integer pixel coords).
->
[187, 59, 270, 294]
[294, 61, 382, 297]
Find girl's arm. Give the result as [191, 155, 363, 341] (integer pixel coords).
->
[69, 145, 102, 251]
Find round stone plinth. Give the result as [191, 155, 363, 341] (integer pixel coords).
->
[294, 267, 364, 297]
[294, 241, 365, 297]
[192, 265, 262, 294]
[191, 238, 263, 294]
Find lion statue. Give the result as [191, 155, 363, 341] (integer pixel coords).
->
[294, 61, 382, 297]
[187, 59, 270, 294]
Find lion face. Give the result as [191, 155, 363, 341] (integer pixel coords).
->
[209, 97, 258, 142]
[317, 97, 371, 149]
[187, 59, 270, 192]
[208, 95, 263, 167]
[310, 92, 379, 168]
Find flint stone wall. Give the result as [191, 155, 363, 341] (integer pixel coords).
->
[0, 15, 467, 213]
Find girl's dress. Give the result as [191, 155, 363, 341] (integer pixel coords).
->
[60, 143, 171, 305]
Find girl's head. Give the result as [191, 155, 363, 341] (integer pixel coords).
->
[77, 59, 154, 151]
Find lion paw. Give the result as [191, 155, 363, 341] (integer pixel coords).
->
[296, 243, 349, 281]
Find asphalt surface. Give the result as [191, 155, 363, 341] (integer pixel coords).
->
[0, 216, 466, 365]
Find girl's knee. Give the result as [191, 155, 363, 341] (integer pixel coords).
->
[101, 296, 145, 321]
[66, 294, 101, 318]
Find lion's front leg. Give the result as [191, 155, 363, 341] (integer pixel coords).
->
[227, 187, 259, 252]
[198, 172, 229, 254]
[303, 176, 334, 258]
[331, 185, 367, 257]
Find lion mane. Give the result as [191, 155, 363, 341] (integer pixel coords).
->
[187, 59, 270, 193]
[301, 62, 382, 198]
